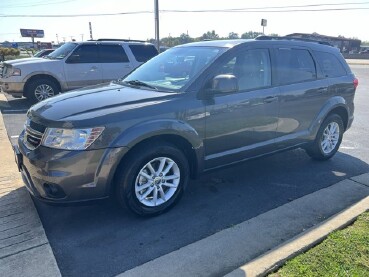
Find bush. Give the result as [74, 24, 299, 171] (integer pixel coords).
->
[0, 47, 21, 61]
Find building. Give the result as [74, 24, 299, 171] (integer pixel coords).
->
[286, 33, 361, 53]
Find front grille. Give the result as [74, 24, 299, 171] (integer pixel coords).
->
[0, 64, 9, 78]
[30, 120, 46, 133]
[24, 122, 46, 150]
[0, 65, 4, 78]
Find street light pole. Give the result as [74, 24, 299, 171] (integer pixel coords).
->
[154, 0, 160, 53]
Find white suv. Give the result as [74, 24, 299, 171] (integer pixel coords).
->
[0, 39, 158, 102]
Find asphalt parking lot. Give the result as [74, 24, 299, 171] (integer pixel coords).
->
[1, 64, 368, 277]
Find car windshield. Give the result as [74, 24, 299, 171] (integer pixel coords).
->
[122, 46, 224, 92]
[47, 42, 77, 60]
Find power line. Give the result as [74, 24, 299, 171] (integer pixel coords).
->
[1, 3, 369, 17]
[162, 7, 369, 13]
[164, 1, 369, 12]
[0, 0, 74, 8]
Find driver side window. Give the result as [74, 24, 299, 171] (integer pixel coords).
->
[67, 45, 99, 63]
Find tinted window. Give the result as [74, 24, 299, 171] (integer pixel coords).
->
[276, 48, 316, 85]
[69, 45, 99, 63]
[129, 45, 158, 62]
[218, 49, 271, 91]
[99, 45, 129, 63]
[313, 51, 347, 78]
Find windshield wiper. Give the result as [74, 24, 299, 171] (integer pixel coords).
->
[124, 80, 158, 90]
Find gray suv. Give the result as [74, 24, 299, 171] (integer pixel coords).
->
[14, 38, 358, 216]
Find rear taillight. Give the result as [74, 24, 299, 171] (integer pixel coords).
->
[354, 78, 359, 89]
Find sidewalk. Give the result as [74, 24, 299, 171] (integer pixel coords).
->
[0, 94, 61, 277]
[0, 92, 368, 277]
[346, 59, 369, 65]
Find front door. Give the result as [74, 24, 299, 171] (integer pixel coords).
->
[64, 44, 103, 90]
[204, 48, 279, 169]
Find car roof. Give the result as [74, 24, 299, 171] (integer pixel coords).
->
[178, 39, 251, 48]
[78, 40, 154, 46]
[176, 38, 339, 53]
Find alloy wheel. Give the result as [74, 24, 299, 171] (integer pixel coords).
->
[135, 157, 180, 207]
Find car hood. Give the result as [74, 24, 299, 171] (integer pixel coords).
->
[5, 57, 58, 66]
[29, 82, 176, 123]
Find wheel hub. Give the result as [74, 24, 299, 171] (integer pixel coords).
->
[153, 177, 161, 185]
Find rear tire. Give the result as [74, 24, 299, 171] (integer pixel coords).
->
[306, 114, 344, 161]
[25, 78, 59, 103]
[115, 142, 189, 216]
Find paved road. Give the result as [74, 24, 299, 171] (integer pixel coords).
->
[1, 65, 368, 277]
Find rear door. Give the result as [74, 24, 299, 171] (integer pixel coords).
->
[128, 44, 158, 64]
[273, 47, 330, 148]
[64, 44, 103, 89]
[99, 44, 133, 82]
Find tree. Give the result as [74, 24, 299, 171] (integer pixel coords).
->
[201, 30, 219, 40]
[228, 32, 239, 39]
[241, 31, 263, 39]
[178, 33, 193, 44]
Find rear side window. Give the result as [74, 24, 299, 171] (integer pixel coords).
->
[313, 51, 347, 78]
[129, 45, 158, 62]
[276, 48, 316, 85]
[99, 45, 129, 63]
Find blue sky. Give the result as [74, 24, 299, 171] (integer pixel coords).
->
[0, 0, 368, 43]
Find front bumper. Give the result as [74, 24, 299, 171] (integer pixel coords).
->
[16, 134, 129, 204]
[0, 80, 24, 95]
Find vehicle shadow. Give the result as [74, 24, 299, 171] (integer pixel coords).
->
[32, 149, 369, 277]
[0, 96, 31, 114]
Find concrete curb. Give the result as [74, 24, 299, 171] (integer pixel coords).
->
[0, 93, 61, 277]
[226, 173, 369, 277]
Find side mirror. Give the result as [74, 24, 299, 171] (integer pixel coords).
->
[210, 74, 238, 94]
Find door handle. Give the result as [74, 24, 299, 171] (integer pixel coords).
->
[263, 96, 278, 103]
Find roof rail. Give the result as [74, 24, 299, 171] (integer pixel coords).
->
[88, 38, 147, 43]
[255, 35, 333, 46]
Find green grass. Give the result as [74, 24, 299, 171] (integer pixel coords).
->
[270, 212, 369, 277]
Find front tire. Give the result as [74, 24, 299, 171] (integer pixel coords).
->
[25, 78, 59, 103]
[115, 142, 189, 216]
[306, 114, 344, 161]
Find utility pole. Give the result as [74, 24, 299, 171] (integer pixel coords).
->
[154, 0, 160, 52]
[80, 34, 84, 41]
[89, 22, 93, 40]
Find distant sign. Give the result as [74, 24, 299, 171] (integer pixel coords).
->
[20, 29, 44, 38]
[261, 19, 267, 27]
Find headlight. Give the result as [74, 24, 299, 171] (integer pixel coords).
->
[42, 127, 104, 150]
[11, 68, 21, 76]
